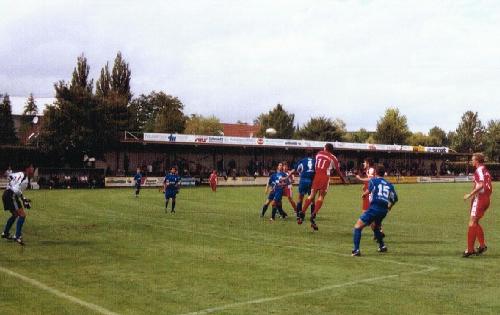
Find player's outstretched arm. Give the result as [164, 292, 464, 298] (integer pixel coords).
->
[355, 174, 370, 182]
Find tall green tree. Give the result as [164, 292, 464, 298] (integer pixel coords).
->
[40, 54, 105, 162]
[255, 104, 295, 138]
[20, 93, 39, 137]
[451, 111, 484, 153]
[374, 107, 411, 144]
[484, 119, 500, 162]
[296, 116, 345, 141]
[0, 94, 18, 144]
[428, 126, 448, 146]
[97, 52, 132, 145]
[184, 114, 223, 135]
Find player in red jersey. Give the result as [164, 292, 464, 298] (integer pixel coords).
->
[209, 170, 218, 192]
[282, 162, 297, 213]
[463, 153, 493, 257]
[356, 157, 376, 212]
[300, 143, 347, 230]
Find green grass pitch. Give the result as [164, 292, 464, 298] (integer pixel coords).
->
[0, 183, 499, 314]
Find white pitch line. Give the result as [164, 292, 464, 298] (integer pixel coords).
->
[178, 266, 437, 315]
[0, 266, 120, 315]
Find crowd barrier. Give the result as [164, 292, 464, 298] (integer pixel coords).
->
[104, 176, 198, 187]
[103, 175, 474, 187]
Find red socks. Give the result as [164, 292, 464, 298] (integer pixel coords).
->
[313, 200, 324, 216]
[477, 224, 486, 247]
[467, 226, 476, 253]
[301, 198, 312, 214]
[468, 224, 486, 252]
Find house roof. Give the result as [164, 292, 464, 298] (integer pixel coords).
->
[222, 123, 259, 137]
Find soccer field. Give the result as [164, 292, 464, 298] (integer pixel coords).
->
[0, 183, 499, 315]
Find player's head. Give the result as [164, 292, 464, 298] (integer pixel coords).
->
[376, 165, 385, 177]
[363, 157, 374, 169]
[277, 162, 283, 172]
[282, 162, 289, 171]
[472, 153, 485, 167]
[305, 149, 314, 158]
[136, 168, 141, 174]
[170, 166, 177, 174]
[324, 143, 334, 154]
[212, 169, 217, 174]
[25, 164, 34, 177]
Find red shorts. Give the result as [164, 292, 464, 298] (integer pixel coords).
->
[470, 196, 490, 219]
[283, 186, 293, 198]
[312, 175, 330, 193]
[362, 194, 370, 212]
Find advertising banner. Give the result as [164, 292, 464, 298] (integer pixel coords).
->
[144, 133, 450, 153]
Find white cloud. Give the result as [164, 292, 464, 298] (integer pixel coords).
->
[1, 0, 499, 132]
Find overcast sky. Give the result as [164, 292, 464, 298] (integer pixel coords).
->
[1, 0, 499, 132]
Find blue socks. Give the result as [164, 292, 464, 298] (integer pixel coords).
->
[374, 228, 385, 247]
[4, 215, 16, 235]
[15, 217, 25, 238]
[261, 204, 269, 216]
[353, 228, 362, 251]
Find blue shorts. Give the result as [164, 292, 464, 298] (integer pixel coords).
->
[267, 191, 276, 201]
[359, 208, 387, 226]
[272, 188, 284, 202]
[165, 188, 178, 199]
[135, 183, 141, 189]
[298, 179, 312, 196]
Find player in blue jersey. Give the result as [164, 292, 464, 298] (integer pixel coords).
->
[133, 168, 142, 197]
[290, 154, 316, 224]
[352, 165, 398, 256]
[163, 167, 181, 213]
[260, 163, 288, 220]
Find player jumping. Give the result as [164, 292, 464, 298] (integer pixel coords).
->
[463, 153, 493, 257]
[352, 165, 398, 256]
[300, 143, 347, 231]
[163, 167, 181, 213]
[290, 154, 316, 224]
[2, 164, 34, 246]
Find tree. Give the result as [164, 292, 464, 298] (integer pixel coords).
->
[0, 94, 18, 144]
[451, 111, 484, 153]
[39, 54, 105, 162]
[97, 52, 132, 146]
[408, 132, 431, 146]
[344, 128, 371, 143]
[144, 91, 187, 133]
[428, 126, 448, 147]
[20, 93, 39, 137]
[374, 108, 411, 144]
[484, 119, 500, 162]
[255, 104, 295, 138]
[184, 114, 223, 135]
[296, 116, 345, 141]
[95, 62, 111, 98]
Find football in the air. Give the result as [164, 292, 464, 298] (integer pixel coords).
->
[265, 128, 277, 135]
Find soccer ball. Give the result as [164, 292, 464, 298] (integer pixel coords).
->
[265, 128, 277, 136]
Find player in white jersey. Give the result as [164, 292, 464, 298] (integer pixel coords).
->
[2, 165, 34, 245]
